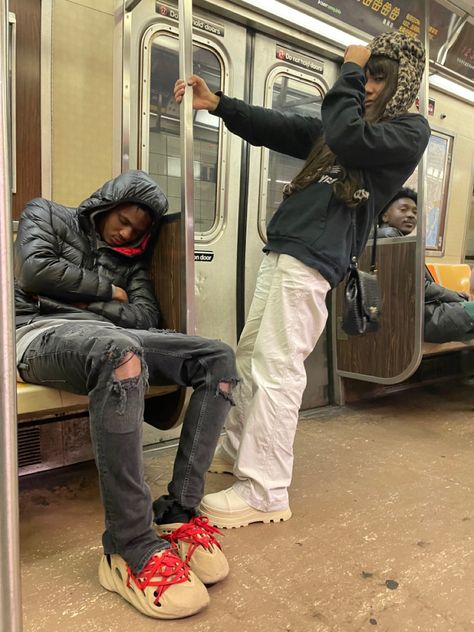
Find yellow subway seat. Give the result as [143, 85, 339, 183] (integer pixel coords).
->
[16, 382, 178, 418]
[428, 263, 471, 295]
[16, 382, 69, 416]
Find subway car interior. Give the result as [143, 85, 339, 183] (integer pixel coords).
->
[2, 0, 474, 630]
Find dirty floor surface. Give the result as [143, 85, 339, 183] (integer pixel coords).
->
[19, 383, 474, 632]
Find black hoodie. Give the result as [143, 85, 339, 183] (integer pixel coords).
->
[14, 170, 168, 328]
[213, 62, 430, 287]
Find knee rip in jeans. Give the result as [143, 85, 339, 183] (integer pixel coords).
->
[102, 346, 149, 416]
[216, 378, 239, 405]
[114, 351, 141, 380]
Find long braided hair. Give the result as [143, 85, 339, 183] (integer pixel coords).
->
[282, 55, 399, 207]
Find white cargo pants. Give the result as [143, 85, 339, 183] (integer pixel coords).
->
[221, 252, 331, 511]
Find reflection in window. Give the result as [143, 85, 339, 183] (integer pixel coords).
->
[145, 34, 221, 233]
[262, 74, 324, 237]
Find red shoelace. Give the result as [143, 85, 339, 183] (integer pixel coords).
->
[127, 549, 190, 604]
[161, 516, 224, 564]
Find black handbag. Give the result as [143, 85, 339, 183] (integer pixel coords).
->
[342, 212, 380, 336]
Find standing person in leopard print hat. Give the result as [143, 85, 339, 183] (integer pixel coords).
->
[174, 32, 431, 530]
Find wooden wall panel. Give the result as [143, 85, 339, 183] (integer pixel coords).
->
[150, 215, 182, 332]
[335, 240, 418, 379]
[146, 214, 187, 430]
[10, 0, 42, 220]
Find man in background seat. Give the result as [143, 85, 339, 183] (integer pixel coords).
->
[378, 187, 474, 343]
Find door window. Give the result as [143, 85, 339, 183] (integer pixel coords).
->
[259, 73, 325, 240]
[142, 33, 222, 235]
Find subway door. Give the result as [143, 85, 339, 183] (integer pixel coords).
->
[138, 9, 247, 348]
[243, 34, 339, 409]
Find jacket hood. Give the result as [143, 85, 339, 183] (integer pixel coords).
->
[369, 31, 425, 119]
[77, 170, 168, 253]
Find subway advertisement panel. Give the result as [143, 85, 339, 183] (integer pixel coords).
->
[445, 21, 474, 81]
[291, 0, 473, 81]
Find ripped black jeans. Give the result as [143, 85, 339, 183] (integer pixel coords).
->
[18, 321, 237, 573]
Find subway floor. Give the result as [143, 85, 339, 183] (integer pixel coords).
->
[19, 382, 474, 632]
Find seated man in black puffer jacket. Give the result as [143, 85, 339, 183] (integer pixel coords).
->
[14, 170, 237, 619]
[377, 187, 474, 343]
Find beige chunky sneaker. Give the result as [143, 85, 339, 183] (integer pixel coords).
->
[98, 549, 209, 619]
[156, 516, 229, 584]
[200, 486, 292, 529]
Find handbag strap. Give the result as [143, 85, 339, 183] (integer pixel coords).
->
[350, 209, 378, 273]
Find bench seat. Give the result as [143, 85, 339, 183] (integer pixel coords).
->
[422, 340, 474, 356]
[17, 382, 179, 421]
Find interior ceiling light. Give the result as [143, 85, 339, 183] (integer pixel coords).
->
[429, 73, 474, 103]
[238, 0, 366, 48]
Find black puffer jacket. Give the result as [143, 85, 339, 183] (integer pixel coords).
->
[424, 274, 474, 343]
[15, 170, 168, 329]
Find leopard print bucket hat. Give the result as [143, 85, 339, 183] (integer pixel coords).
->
[369, 31, 425, 119]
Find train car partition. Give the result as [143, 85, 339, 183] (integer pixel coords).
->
[145, 212, 187, 431]
[335, 238, 418, 382]
[334, 242, 474, 402]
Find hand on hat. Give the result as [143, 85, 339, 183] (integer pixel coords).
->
[344, 45, 371, 69]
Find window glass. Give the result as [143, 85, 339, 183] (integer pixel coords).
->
[262, 74, 324, 237]
[405, 130, 453, 252]
[464, 187, 474, 262]
[146, 34, 222, 233]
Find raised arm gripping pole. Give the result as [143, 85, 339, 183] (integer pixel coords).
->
[0, 0, 23, 630]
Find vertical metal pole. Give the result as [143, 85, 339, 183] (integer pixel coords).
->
[0, 0, 23, 630]
[414, 0, 430, 355]
[178, 0, 195, 334]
